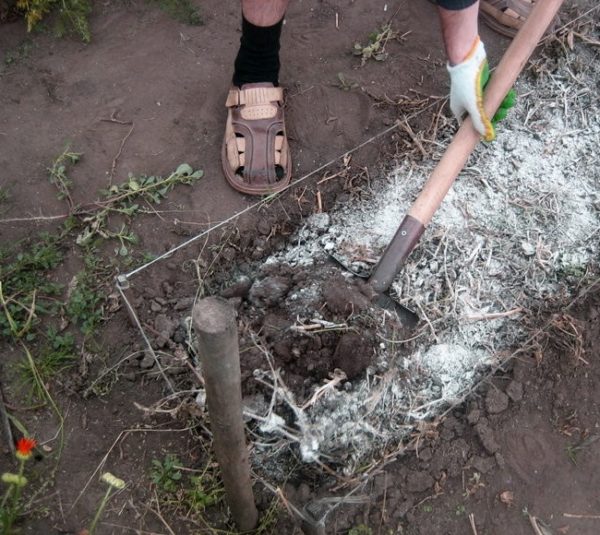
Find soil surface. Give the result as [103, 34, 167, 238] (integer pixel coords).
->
[1, 1, 598, 535]
[321, 291, 600, 535]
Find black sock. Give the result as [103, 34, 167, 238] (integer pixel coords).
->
[233, 15, 283, 87]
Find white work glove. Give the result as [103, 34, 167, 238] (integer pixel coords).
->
[447, 37, 495, 142]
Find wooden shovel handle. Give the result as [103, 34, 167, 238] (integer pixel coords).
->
[409, 0, 564, 226]
[369, 0, 564, 295]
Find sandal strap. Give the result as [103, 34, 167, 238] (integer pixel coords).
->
[226, 86, 284, 108]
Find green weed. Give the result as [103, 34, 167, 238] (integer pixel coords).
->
[0, 234, 64, 340]
[353, 23, 400, 66]
[66, 271, 103, 336]
[76, 163, 203, 250]
[150, 454, 183, 494]
[349, 525, 373, 535]
[17, 328, 76, 400]
[2, 38, 33, 74]
[147, 0, 202, 25]
[48, 145, 81, 207]
[335, 72, 359, 91]
[0, 186, 10, 204]
[566, 434, 600, 465]
[17, 0, 91, 41]
[150, 454, 226, 525]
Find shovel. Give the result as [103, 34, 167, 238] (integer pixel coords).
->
[344, 0, 564, 326]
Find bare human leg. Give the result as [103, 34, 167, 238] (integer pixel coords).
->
[241, 0, 288, 27]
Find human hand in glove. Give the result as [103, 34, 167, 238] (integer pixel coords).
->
[447, 36, 516, 142]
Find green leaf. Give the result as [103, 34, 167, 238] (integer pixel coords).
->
[176, 163, 193, 176]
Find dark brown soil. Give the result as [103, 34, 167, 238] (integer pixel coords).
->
[2, 1, 599, 535]
[337, 293, 600, 535]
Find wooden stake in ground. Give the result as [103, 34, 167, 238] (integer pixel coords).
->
[192, 297, 258, 531]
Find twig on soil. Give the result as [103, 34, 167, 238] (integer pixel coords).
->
[83, 350, 145, 397]
[0, 214, 69, 223]
[290, 319, 349, 334]
[149, 489, 177, 535]
[101, 111, 135, 186]
[413, 300, 439, 342]
[0, 373, 15, 454]
[539, 4, 600, 45]
[463, 307, 524, 322]
[563, 513, 600, 519]
[469, 513, 478, 535]
[398, 119, 427, 158]
[529, 514, 553, 535]
[301, 369, 347, 410]
[379, 472, 388, 531]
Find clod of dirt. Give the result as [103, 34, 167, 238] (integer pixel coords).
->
[486, 388, 510, 414]
[418, 447, 433, 462]
[506, 380, 523, 402]
[248, 276, 291, 307]
[405, 470, 434, 493]
[467, 408, 481, 425]
[306, 212, 331, 234]
[323, 278, 371, 315]
[332, 333, 373, 379]
[174, 297, 196, 311]
[262, 313, 292, 340]
[139, 352, 155, 369]
[475, 419, 500, 454]
[469, 455, 496, 475]
[392, 498, 414, 520]
[154, 314, 176, 339]
[221, 275, 252, 298]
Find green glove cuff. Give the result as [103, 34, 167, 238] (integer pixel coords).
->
[480, 64, 517, 130]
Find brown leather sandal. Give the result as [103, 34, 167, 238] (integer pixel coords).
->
[221, 82, 292, 196]
[480, 0, 558, 39]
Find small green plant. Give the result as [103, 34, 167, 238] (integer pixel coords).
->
[150, 454, 183, 494]
[16, 0, 92, 41]
[88, 472, 125, 535]
[353, 23, 399, 66]
[76, 163, 203, 249]
[149, 454, 225, 526]
[2, 39, 33, 69]
[1, 437, 36, 534]
[349, 525, 373, 535]
[566, 434, 599, 465]
[147, 0, 202, 25]
[455, 504, 466, 516]
[66, 271, 103, 336]
[17, 328, 76, 399]
[422, 504, 433, 513]
[0, 187, 9, 204]
[335, 72, 359, 91]
[185, 473, 223, 512]
[48, 145, 80, 207]
[0, 234, 64, 341]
